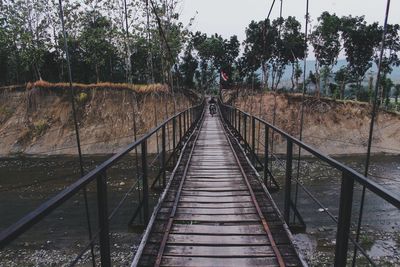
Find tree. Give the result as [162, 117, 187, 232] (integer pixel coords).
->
[179, 43, 198, 89]
[242, 19, 278, 89]
[192, 32, 239, 90]
[334, 66, 354, 99]
[310, 12, 341, 97]
[394, 84, 400, 104]
[341, 16, 381, 95]
[373, 23, 400, 103]
[281, 16, 305, 91]
[80, 11, 115, 82]
[0, 16, 12, 85]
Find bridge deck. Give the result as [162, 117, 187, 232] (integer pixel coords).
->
[133, 108, 303, 267]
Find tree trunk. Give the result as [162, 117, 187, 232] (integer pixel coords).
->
[315, 62, 321, 98]
[340, 80, 345, 100]
[291, 63, 295, 91]
[95, 64, 100, 83]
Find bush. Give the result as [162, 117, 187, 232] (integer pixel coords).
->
[33, 119, 49, 136]
[77, 92, 88, 104]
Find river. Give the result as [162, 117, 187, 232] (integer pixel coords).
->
[0, 154, 399, 266]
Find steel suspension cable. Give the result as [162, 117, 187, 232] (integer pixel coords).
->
[57, 1, 96, 265]
[352, 1, 392, 265]
[148, 0, 179, 112]
[123, 0, 132, 83]
[146, 0, 155, 83]
[269, 0, 283, 188]
[292, 0, 309, 225]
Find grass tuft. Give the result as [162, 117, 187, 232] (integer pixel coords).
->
[26, 80, 170, 94]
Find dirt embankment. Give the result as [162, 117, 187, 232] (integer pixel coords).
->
[0, 86, 193, 156]
[229, 91, 400, 155]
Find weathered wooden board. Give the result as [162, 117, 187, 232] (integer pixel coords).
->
[169, 224, 266, 235]
[160, 256, 279, 267]
[163, 245, 275, 257]
[165, 234, 270, 245]
[135, 108, 303, 267]
[174, 214, 260, 222]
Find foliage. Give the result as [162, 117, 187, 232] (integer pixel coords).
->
[26, 80, 170, 93]
[310, 12, 341, 96]
[341, 16, 381, 87]
[0, 0, 399, 106]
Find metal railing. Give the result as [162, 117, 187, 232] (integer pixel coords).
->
[0, 100, 205, 266]
[219, 100, 400, 266]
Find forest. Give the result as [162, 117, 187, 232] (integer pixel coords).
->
[0, 0, 399, 109]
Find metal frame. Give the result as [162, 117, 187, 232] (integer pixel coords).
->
[0, 100, 205, 267]
[219, 101, 400, 266]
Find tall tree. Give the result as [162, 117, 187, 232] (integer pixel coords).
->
[310, 12, 341, 97]
[281, 16, 305, 91]
[80, 11, 115, 82]
[341, 16, 381, 95]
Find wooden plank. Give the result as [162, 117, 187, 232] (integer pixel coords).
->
[163, 245, 275, 257]
[170, 224, 266, 235]
[166, 234, 270, 245]
[183, 182, 246, 189]
[179, 196, 251, 203]
[185, 178, 244, 183]
[180, 190, 250, 197]
[176, 202, 255, 209]
[174, 207, 256, 215]
[182, 186, 249, 191]
[174, 214, 260, 222]
[186, 177, 243, 182]
[160, 256, 279, 267]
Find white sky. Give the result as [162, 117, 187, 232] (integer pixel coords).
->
[179, 0, 400, 47]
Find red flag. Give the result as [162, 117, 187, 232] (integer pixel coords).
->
[221, 71, 228, 82]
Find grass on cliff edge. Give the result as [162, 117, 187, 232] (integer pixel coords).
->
[26, 80, 169, 93]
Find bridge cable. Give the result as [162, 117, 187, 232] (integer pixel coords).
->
[148, 0, 179, 112]
[292, 0, 309, 226]
[268, 0, 283, 189]
[352, 0, 392, 265]
[57, 1, 96, 266]
[146, 0, 155, 83]
[123, 0, 132, 83]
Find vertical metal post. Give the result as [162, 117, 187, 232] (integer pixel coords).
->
[97, 172, 111, 266]
[161, 125, 166, 188]
[183, 110, 187, 135]
[141, 141, 149, 224]
[244, 115, 247, 145]
[238, 111, 241, 137]
[284, 139, 293, 223]
[172, 117, 176, 164]
[334, 171, 355, 267]
[251, 116, 256, 164]
[264, 125, 269, 185]
[234, 109, 237, 129]
[179, 114, 182, 143]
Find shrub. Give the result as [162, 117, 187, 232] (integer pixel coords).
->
[77, 92, 88, 104]
[33, 119, 49, 136]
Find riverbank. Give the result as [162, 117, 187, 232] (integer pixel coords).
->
[0, 154, 398, 266]
[0, 83, 195, 156]
[227, 90, 400, 156]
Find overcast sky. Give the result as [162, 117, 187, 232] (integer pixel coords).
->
[179, 0, 399, 45]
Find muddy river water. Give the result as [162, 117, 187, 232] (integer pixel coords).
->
[0, 154, 399, 266]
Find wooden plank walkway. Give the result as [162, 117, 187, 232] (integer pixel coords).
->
[132, 106, 304, 267]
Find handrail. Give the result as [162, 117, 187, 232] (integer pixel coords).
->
[0, 100, 205, 251]
[218, 100, 400, 266]
[220, 102, 400, 209]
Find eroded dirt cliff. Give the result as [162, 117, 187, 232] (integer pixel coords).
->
[0, 86, 193, 156]
[229, 91, 400, 155]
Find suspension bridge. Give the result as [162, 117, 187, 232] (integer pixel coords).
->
[0, 99, 399, 267]
[1, 0, 399, 265]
